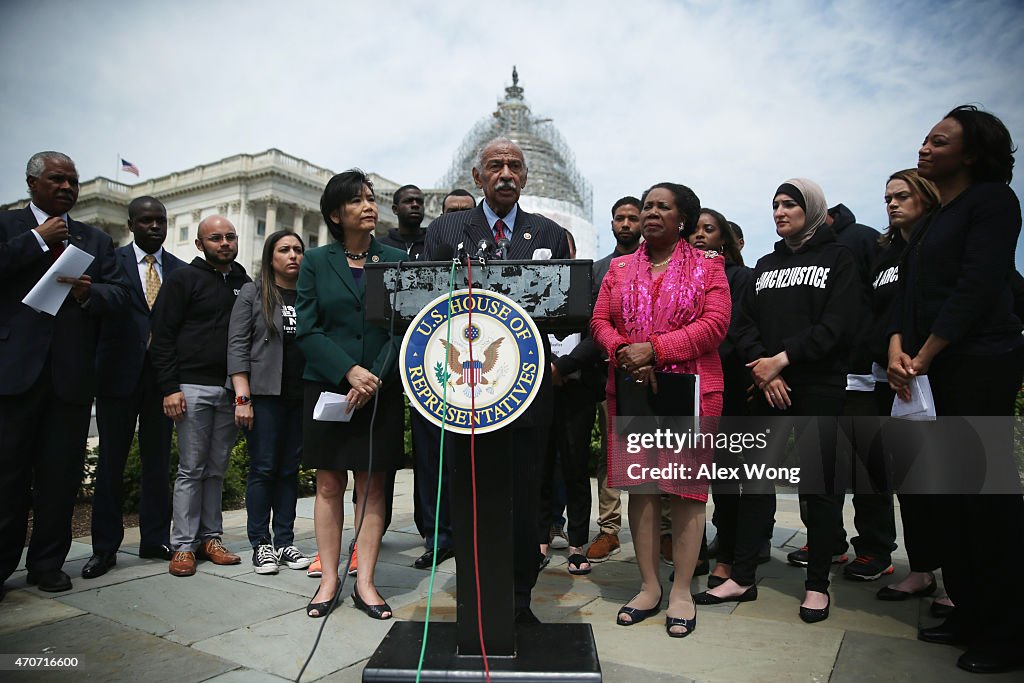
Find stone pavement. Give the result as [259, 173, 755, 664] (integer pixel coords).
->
[0, 472, 1014, 682]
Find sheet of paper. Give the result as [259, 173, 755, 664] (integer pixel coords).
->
[313, 391, 353, 422]
[548, 332, 581, 358]
[891, 375, 936, 421]
[22, 244, 95, 316]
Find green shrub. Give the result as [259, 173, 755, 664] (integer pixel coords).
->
[82, 428, 317, 514]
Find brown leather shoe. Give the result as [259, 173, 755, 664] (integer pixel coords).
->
[586, 532, 621, 563]
[169, 551, 197, 576]
[199, 538, 241, 565]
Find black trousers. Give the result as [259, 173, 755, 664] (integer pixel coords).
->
[872, 383, 944, 572]
[717, 389, 845, 593]
[830, 389, 897, 560]
[538, 381, 595, 548]
[92, 358, 173, 553]
[0, 361, 90, 581]
[411, 407, 452, 550]
[927, 349, 1024, 650]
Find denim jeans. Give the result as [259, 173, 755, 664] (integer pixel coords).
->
[246, 395, 303, 548]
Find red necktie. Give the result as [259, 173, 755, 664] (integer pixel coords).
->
[50, 241, 66, 263]
[494, 219, 507, 242]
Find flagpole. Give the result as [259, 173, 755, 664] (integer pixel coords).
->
[116, 153, 120, 182]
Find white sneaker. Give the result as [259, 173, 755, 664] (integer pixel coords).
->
[277, 545, 313, 570]
[549, 525, 569, 550]
[253, 544, 279, 575]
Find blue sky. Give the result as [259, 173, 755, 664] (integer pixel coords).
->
[1, 0, 1022, 265]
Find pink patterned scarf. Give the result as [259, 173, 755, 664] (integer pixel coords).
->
[621, 239, 707, 373]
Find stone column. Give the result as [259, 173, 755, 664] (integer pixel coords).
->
[292, 207, 304, 240]
[265, 199, 277, 236]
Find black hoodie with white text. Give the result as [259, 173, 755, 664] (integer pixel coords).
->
[733, 226, 861, 396]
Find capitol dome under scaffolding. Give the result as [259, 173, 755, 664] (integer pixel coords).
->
[439, 68, 597, 259]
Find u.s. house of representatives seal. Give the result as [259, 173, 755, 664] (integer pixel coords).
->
[400, 289, 544, 434]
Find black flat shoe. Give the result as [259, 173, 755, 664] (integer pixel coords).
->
[616, 590, 663, 626]
[918, 622, 967, 646]
[413, 547, 455, 570]
[799, 593, 830, 624]
[139, 544, 174, 561]
[665, 613, 697, 638]
[81, 552, 117, 579]
[352, 587, 393, 620]
[693, 584, 757, 605]
[876, 578, 936, 601]
[26, 570, 72, 592]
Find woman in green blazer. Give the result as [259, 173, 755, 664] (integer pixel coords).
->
[296, 169, 405, 619]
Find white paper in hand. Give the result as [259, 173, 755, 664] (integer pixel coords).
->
[891, 375, 936, 421]
[313, 391, 353, 422]
[22, 244, 95, 316]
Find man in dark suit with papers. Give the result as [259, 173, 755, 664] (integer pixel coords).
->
[83, 197, 186, 578]
[0, 151, 129, 596]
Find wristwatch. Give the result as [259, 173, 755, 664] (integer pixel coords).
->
[234, 395, 251, 406]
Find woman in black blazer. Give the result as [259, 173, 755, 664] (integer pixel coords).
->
[296, 170, 406, 620]
[888, 106, 1024, 674]
[228, 230, 311, 576]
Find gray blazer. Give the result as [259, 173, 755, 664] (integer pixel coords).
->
[227, 281, 285, 396]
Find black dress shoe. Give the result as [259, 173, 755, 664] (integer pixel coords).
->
[693, 584, 757, 605]
[876, 578, 937, 601]
[139, 544, 174, 561]
[918, 622, 968, 646]
[958, 643, 1024, 674]
[81, 552, 117, 579]
[799, 593, 830, 624]
[413, 547, 455, 570]
[26, 570, 72, 592]
[930, 601, 955, 619]
[515, 608, 541, 624]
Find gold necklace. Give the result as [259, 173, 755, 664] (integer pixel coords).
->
[650, 254, 672, 268]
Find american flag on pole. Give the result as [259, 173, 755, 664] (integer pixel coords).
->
[120, 158, 140, 176]
[461, 360, 482, 386]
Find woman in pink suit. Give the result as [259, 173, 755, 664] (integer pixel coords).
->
[592, 182, 730, 638]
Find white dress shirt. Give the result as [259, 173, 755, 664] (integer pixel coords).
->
[29, 202, 69, 251]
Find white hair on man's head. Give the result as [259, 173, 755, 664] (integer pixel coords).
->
[473, 137, 526, 173]
[26, 151, 74, 178]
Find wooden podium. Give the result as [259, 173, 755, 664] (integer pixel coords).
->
[361, 259, 602, 682]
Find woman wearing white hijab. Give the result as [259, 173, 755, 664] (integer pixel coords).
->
[694, 178, 859, 623]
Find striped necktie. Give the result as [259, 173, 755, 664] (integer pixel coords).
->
[494, 218, 508, 242]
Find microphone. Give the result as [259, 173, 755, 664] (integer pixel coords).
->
[496, 238, 510, 260]
[475, 239, 491, 264]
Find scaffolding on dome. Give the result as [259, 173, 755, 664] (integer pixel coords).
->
[439, 67, 593, 220]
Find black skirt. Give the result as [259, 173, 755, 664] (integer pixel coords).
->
[301, 379, 404, 471]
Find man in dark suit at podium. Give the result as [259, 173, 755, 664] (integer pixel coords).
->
[83, 197, 187, 579]
[424, 138, 570, 624]
[0, 151, 129, 597]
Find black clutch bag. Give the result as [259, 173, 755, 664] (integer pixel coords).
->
[614, 368, 699, 435]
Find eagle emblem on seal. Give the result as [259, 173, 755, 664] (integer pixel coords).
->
[440, 338, 504, 385]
